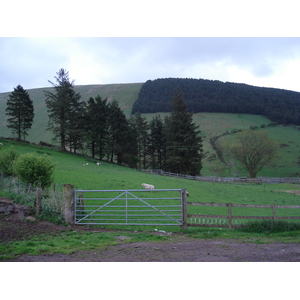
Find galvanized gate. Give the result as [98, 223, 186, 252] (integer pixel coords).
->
[74, 189, 184, 226]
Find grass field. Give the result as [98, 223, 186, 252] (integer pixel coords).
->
[1, 138, 300, 260]
[218, 124, 300, 177]
[0, 83, 142, 144]
[1, 138, 300, 226]
[1, 84, 300, 177]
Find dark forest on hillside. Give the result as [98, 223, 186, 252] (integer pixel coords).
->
[132, 78, 300, 125]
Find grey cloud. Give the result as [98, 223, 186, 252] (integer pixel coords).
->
[1, 37, 300, 93]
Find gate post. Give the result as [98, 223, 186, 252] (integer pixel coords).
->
[227, 202, 233, 230]
[181, 189, 187, 230]
[63, 184, 75, 224]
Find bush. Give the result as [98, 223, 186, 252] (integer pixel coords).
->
[238, 220, 300, 233]
[0, 147, 20, 175]
[13, 152, 55, 188]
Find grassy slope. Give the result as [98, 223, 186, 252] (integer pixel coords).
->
[1, 138, 300, 205]
[218, 125, 300, 177]
[1, 84, 300, 177]
[1, 138, 300, 254]
[0, 83, 143, 144]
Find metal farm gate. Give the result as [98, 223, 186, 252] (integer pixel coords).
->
[74, 189, 185, 226]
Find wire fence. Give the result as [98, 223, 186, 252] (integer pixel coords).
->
[141, 169, 300, 184]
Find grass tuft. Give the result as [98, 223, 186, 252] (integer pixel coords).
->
[238, 220, 300, 233]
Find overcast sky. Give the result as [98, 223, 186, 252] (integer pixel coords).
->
[1, 37, 300, 94]
[1, 1, 300, 94]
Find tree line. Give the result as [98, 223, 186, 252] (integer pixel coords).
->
[132, 78, 300, 125]
[5, 69, 203, 176]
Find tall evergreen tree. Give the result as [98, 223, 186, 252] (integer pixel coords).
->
[85, 96, 109, 160]
[164, 90, 203, 176]
[6, 85, 34, 141]
[149, 115, 165, 169]
[44, 68, 83, 151]
[66, 95, 86, 154]
[129, 112, 150, 169]
[107, 100, 131, 165]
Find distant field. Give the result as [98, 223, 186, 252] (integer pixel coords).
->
[0, 83, 143, 144]
[1, 84, 300, 177]
[218, 125, 300, 177]
[142, 112, 274, 176]
[1, 138, 300, 227]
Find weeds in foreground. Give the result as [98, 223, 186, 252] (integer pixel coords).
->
[0, 229, 170, 260]
[237, 220, 300, 233]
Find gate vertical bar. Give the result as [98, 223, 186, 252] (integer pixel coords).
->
[181, 189, 187, 230]
[74, 190, 77, 224]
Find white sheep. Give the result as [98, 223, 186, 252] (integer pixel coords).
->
[142, 183, 155, 190]
[96, 162, 101, 165]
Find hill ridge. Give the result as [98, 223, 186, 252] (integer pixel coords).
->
[132, 78, 300, 126]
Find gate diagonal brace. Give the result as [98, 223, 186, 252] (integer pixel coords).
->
[76, 191, 128, 223]
[126, 191, 181, 224]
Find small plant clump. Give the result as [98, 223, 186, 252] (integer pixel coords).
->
[238, 220, 300, 233]
[13, 152, 55, 188]
[0, 147, 20, 175]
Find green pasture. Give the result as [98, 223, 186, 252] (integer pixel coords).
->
[218, 124, 300, 177]
[1, 138, 300, 228]
[1, 79, 300, 178]
[0, 83, 142, 144]
[2, 139, 300, 260]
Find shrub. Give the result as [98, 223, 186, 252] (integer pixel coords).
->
[13, 152, 55, 188]
[238, 220, 300, 233]
[0, 147, 20, 175]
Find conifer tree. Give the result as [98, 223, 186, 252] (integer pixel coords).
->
[129, 112, 150, 169]
[6, 85, 34, 141]
[164, 90, 203, 175]
[85, 96, 109, 160]
[149, 115, 165, 169]
[44, 68, 83, 151]
[107, 100, 131, 165]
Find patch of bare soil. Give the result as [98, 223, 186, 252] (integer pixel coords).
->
[1, 197, 300, 262]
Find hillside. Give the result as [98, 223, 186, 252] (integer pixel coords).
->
[132, 78, 300, 125]
[1, 79, 300, 177]
[0, 83, 143, 144]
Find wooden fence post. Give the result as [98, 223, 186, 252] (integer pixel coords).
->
[228, 202, 233, 230]
[272, 203, 277, 222]
[35, 188, 42, 216]
[181, 189, 187, 230]
[63, 184, 75, 224]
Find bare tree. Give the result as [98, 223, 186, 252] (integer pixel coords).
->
[231, 130, 279, 178]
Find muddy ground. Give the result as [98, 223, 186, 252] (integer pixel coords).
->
[1, 197, 300, 262]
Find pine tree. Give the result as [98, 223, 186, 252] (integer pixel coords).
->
[149, 115, 165, 169]
[6, 85, 34, 141]
[164, 90, 203, 176]
[44, 68, 83, 151]
[129, 112, 150, 169]
[85, 96, 109, 160]
[107, 100, 131, 165]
